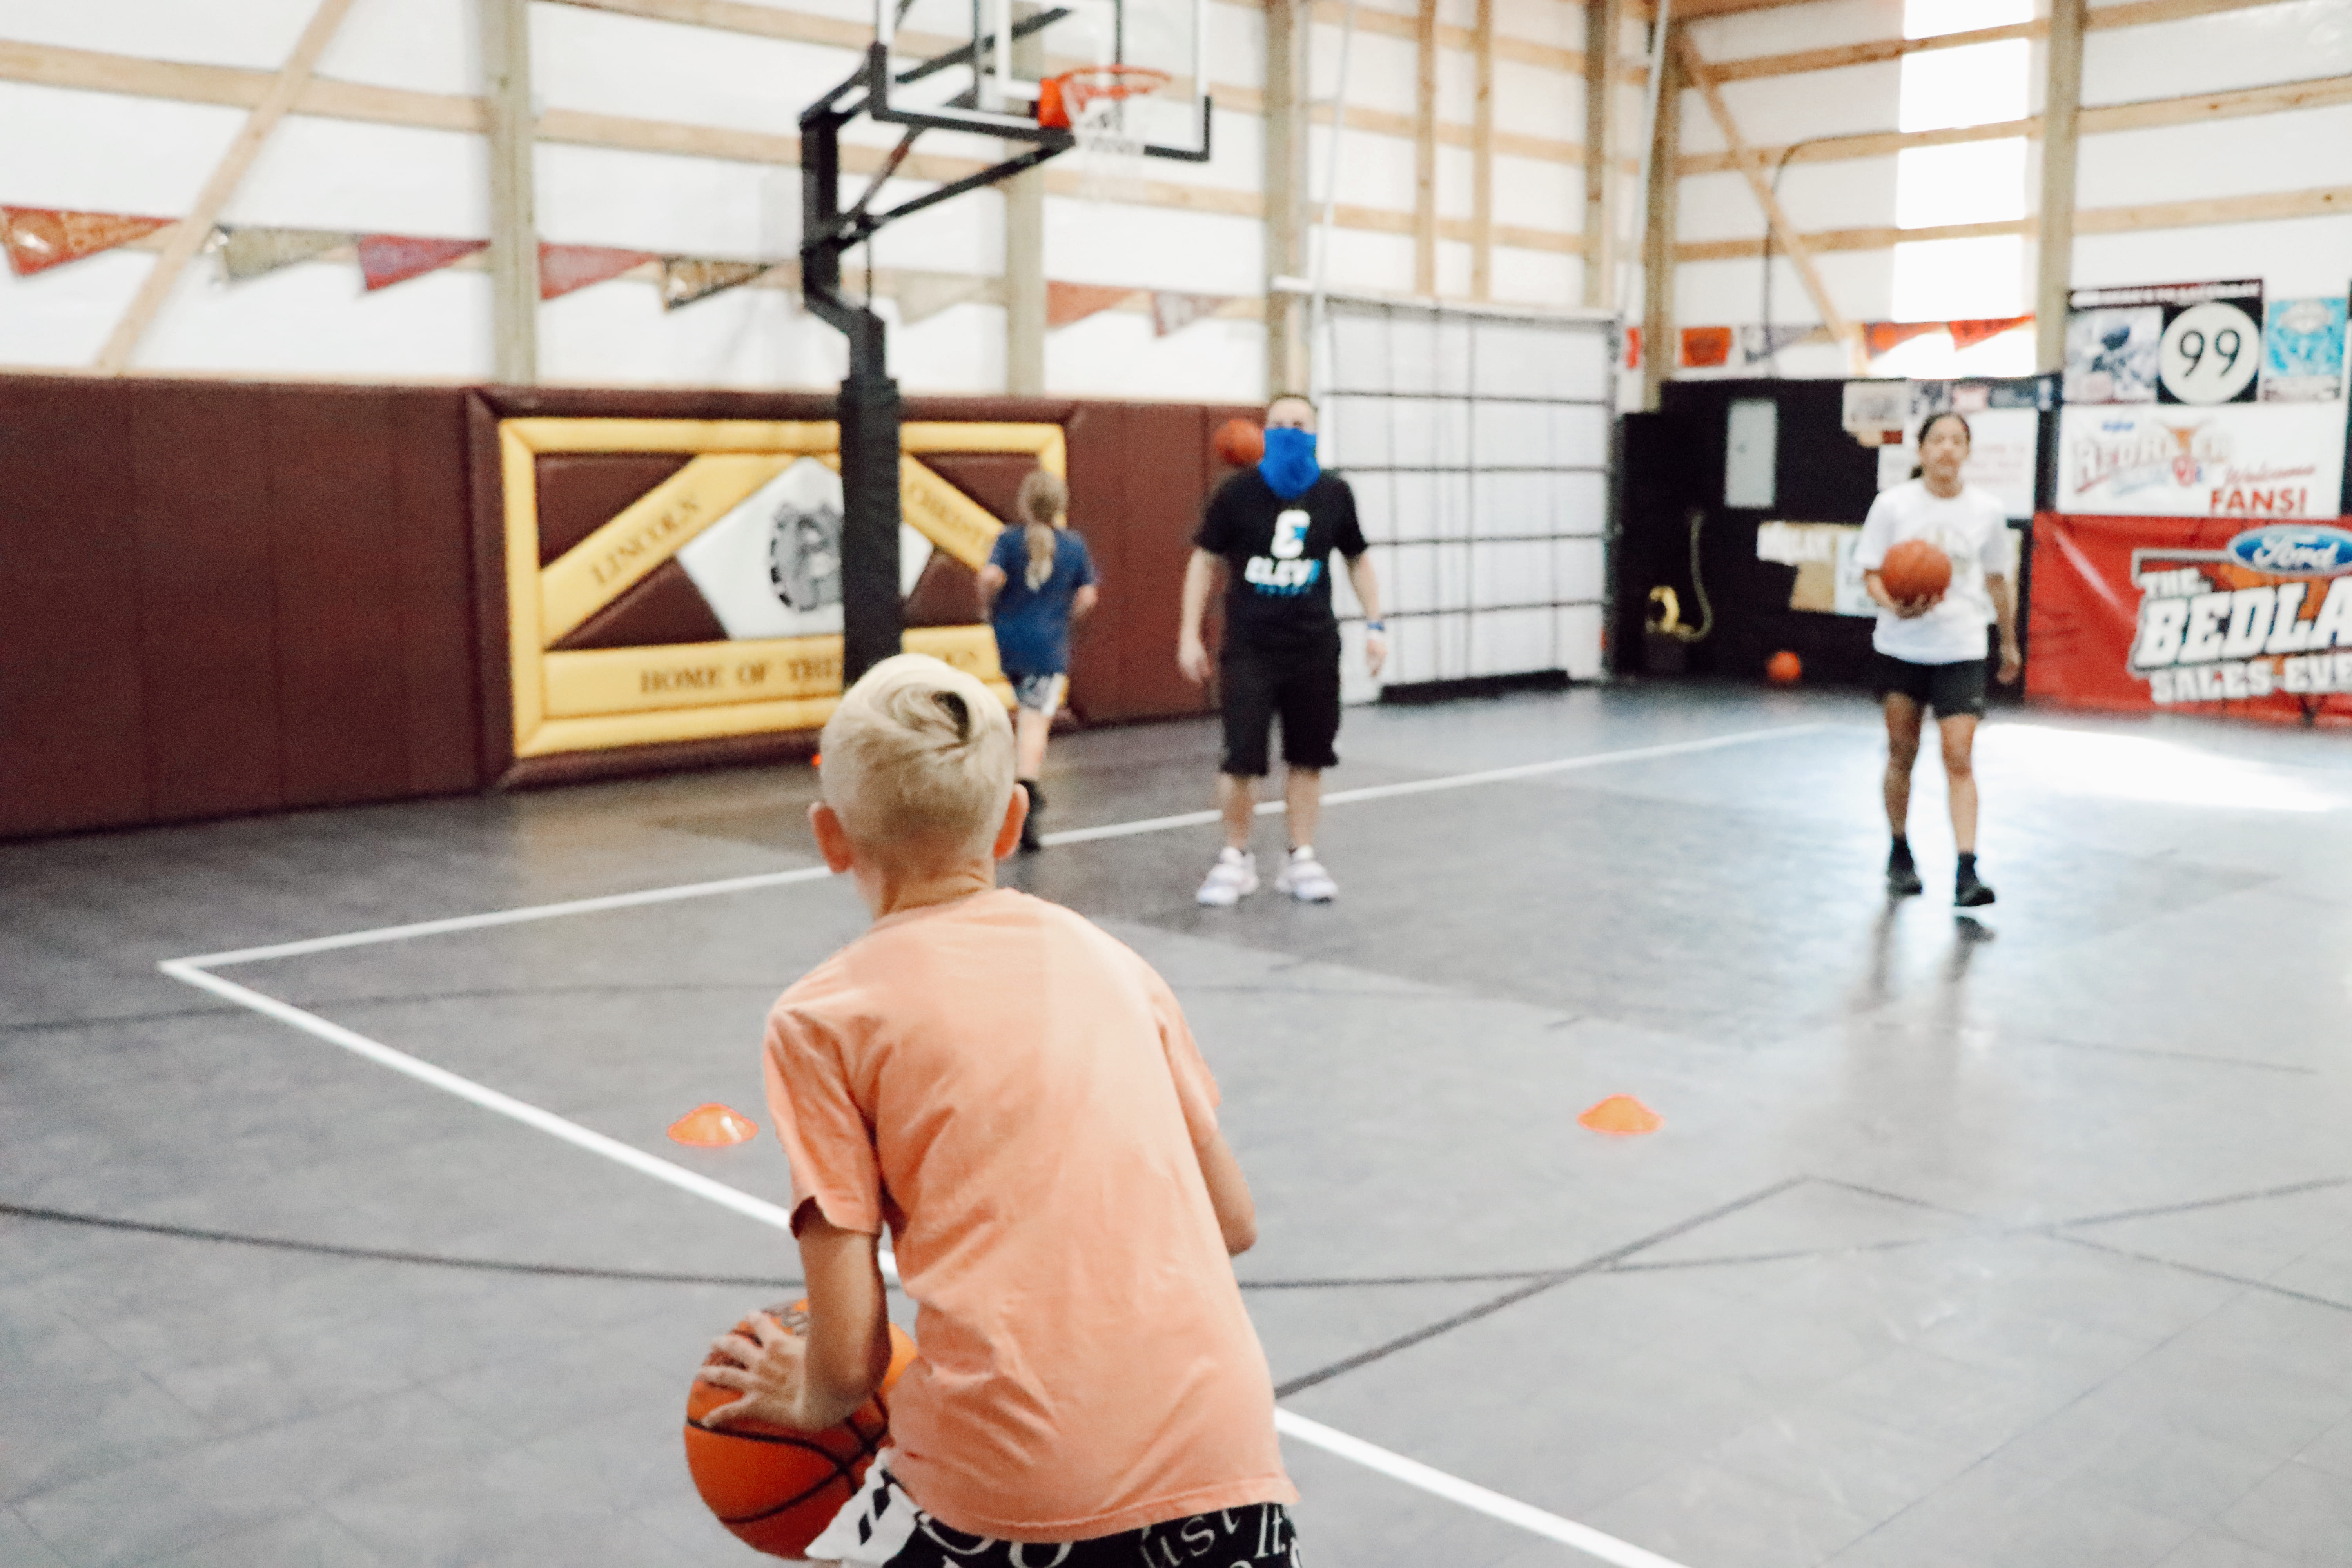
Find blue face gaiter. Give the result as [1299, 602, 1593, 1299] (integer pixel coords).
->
[1258, 426, 1321, 500]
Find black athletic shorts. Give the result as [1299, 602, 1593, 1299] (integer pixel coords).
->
[1220, 636, 1342, 777]
[1876, 653, 1987, 718]
[814, 1459, 1303, 1566]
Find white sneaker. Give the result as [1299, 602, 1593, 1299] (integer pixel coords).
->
[1196, 848, 1259, 907]
[1275, 847, 1337, 902]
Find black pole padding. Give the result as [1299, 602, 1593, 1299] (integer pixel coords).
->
[837, 360, 904, 687]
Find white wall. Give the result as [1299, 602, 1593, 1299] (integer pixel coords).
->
[1663, 0, 2351, 382]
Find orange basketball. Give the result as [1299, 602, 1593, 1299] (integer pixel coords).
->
[1766, 650, 1802, 684]
[1213, 417, 1265, 468]
[1879, 538, 1951, 604]
[684, 1301, 919, 1559]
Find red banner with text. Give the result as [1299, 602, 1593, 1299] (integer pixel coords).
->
[2028, 512, 2352, 724]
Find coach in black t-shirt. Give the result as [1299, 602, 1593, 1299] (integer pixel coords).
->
[1178, 393, 1386, 907]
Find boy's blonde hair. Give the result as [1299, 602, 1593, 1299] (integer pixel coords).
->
[820, 653, 1015, 862]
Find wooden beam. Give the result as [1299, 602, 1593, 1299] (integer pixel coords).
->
[1675, 32, 1857, 367]
[93, 0, 359, 374]
[481, 0, 537, 384]
[1673, 184, 2352, 260]
[1005, 1, 1046, 396]
[1582, 0, 1622, 307]
[1414, 0, 1437, 295]
[1265, 0, 1310, 393]
[2037, 0, 2084, 374]
[1695, 0, 2294, 84]
[1471, 0, 1495, 299]
[1677, 72, 2352, 178]
[1640, 24, 1680, 409]
[1710, 20, 2037, 83]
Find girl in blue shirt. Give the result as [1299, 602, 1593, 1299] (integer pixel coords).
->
[978, 470, 1098, 851]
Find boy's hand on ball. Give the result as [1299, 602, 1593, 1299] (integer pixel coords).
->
[1892, 593, 1940, 619]
[697, 1313, 811, 1430]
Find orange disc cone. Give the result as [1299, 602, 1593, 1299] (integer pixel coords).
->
[1578, 1094, 1661, 1136]
[668, 1103, 759, 1146]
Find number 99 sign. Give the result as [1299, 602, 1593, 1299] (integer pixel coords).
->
[2159, 300, 2261, 404]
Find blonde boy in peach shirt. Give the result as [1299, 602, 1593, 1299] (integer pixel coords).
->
[695, 653, 1299, 1566]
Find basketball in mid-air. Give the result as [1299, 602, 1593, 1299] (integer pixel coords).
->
[1766, 650, 1802, 684]
[684, 1301, 919, 1559]
[1213, 417, 1265, 468]
[1878, 539, 1951, 604]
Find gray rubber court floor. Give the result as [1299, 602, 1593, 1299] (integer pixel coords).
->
[7, 681, 2352, 1568]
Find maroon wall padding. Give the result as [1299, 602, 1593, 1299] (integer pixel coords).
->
[1064, 401, 1229, 724]
[0, 376, 1244, 838]
[131, 381, 287, 822]
[390, 390, 482, 798]
[535, 453, 694, 566]
[0, 379, 148, 837]
[0, 375, 479, 840]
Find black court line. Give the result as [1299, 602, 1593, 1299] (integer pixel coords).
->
[1272, 1177, 1808, 1399]
[2054, 1234, 2352, 1317]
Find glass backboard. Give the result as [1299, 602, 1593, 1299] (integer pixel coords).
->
[875, 0, 1207, 159]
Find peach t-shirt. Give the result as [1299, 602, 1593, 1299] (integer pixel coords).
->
[760, 887, 1294, 1542]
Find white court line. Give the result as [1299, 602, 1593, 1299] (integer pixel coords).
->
[154, 722, 1832, 1565]
[184, 720, 1833, 964]
[1274, 1412, 1692, 1568]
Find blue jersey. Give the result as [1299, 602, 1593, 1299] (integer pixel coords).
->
[988, 526, 1097, 676]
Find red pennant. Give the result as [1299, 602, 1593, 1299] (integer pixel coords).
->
[1863, 321, 1942, 358]
[1678, 325, 1733, 369]
[358, 234, 487, 291]
[1046, 281, 1134, 329]
[1949, 313, 2033, 351]
[540, 243, 655, 300]
[2, 207, 173, 276]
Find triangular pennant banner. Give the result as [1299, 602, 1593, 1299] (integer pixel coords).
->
[1863, 320, 1942, 358]
[2, 207, 174, 277]
[1678, 325, 1733, 369]
[358, 234, 486, 292]
[1047, 281, 1134, 329]
[1151, 290, 1225, 336]
[1948, 313, 2033, 351]
[540, 243, 656, 301]
[1739, 324, 1813, 365]
[896, 271, 989, 325]
[661, 257, 768, 310]
[217, 226, 348, 283]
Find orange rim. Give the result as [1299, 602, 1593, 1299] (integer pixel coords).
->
[1037, 64, 1169, 129]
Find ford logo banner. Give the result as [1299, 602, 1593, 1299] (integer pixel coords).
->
[2225, 525, 2352, 578]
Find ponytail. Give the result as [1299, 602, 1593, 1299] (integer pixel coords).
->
[1015, 469, 1069, 592]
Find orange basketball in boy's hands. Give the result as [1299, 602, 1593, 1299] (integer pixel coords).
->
[684, 1301, 918, 1559]
[1213, 418, 1265, 468]
[1879, 539, 1951, 604]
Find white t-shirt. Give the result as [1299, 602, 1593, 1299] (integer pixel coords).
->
[1853, 480, 2011, 665]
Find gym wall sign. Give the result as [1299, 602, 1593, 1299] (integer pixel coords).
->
[493, 417, 1062, 760]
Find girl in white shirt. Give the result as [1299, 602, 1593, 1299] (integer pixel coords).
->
[1854, 412, 2023, 907]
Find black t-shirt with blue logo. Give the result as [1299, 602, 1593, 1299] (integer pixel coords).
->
[1195, 469, 1367, 655]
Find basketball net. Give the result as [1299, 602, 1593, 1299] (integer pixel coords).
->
[1049, 66, 1167, 202]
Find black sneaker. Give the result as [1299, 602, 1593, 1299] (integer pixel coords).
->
[1955, 864, 1996, 907]
[1887, 846, 1923, 897]
[1018, 781, 1044, 853]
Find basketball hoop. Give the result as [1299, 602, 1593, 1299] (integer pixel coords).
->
[1038, 64, 1169, 198]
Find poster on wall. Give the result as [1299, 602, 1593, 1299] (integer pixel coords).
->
[2028, 512, 2352, 723]
[2054, 402, 2348, 519]
[2261, 297, 2349, 403]
[1875, 379, 2047, 517]
[2065, 280, 2264, 406]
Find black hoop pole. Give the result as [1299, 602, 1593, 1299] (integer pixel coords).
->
[802, 46, 904, 688]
